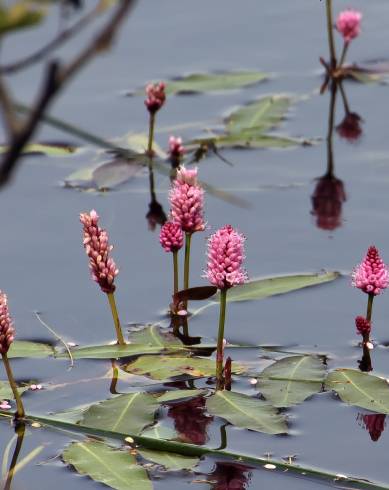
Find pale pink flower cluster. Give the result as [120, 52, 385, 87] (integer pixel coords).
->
[336, 9, 362, 43]
[169, 136, 185, 160]
[144, 82, 166, 114]
[0, 400, 11, 410]
[352, 246, 389, 296]
[160, 222, 184, 253]
[80, 210, 119, 294]
[169, 166, 205, 233]
[205, 225, 247, 289]
[0, 291, 15, 355]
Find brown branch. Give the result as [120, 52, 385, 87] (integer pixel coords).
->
[0, 2, 104, 75]
[0, 76, 19, 135]
[0, 0, 135, 187]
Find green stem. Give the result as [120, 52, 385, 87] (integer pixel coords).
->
[173, 250, 179, 296]
[1, 353, 25, 419]
[183, 233, 192, 306]
[338, 41, 349, 68]
[1, 411, 387, 490]
[366, 293, 374, 323]
[107, 292, 125, 346]
[325, 0, 337, 68]
[216, 289, 227, 390]
[147, 113, 155, 156]
[4, 423, 25, 490]
[326, 82, 337, 177]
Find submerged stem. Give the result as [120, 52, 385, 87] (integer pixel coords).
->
[173, 250, 179, 296]
[216, 289, 227, 390]
[1, 353, 25, 419]
[107, 292, 125, 346]
[325, 0, 337, 68]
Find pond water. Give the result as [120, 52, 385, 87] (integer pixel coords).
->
[1, 1, 389, 489]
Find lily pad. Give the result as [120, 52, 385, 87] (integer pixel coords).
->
[63, 440, 152, 490]
[141, 424, 177, 440]
[206, 391, 287, 434]
[157, 389, 206, 403]
[258, 355, 326, 407]
[129, 325, 183, 349]
[8, 340, 54, 359]
[207, 133, 301, 149]
[326, 369, 389, 414]
[125, 355, 245, 381]
[80, 393, 159, 435]
[139, 448, 199, 471]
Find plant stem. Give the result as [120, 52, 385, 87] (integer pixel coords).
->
[183, 233, 192, 307]
[4, 423, 25, 490]
[107, 292, 125, 345]
[1, 353, 25, 419]
[147, 113, 155, 156]
[366, 293, 374, 323]
[325, 0, 337, 69]
[173, 250, 179, 296]
[326, 82, 337, 177]
[216, 288, 227, 390]
[338, 41, 349, 68]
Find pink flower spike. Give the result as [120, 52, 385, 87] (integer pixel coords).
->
[80, 210, 119, 294]
[160, 222, 184, 253]
[0, 400, 11, 410]
[0, 291, 15, 355]
[144, 82, 166, 114]
[336, 9, 362, 43]
[204, 225, 248, 290]
[169, 166, 205, 233]
[351, 246, 389, 296]
[169, 136, 185, 160]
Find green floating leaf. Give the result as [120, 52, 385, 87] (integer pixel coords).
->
[343, 62, 389, 84]
[258, 355, 326, 407]
[138, 71, 268, 95]
[206, 391, 287, 434]
[226, 95, 292, 134]
[208, 133, 301, 149]
[141, 424, 177, 440]
[125, 355, 245, 381]
[222, 272, 340, 303]
[80, 393, 159, 435]
[0, 142, 79, 157]
[325, 369, 389, 414]
[0, 3, 45, 35]
[139, 448, 199, 471]
[8, 340, 54, 359]
[0, 380, 27, 399]
[129, 325, 183, 349]
[92, 159, 143, 190]
[63, 440, 152, 490]
[157, 389, 206, 403]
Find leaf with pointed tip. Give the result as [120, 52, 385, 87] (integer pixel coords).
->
[174, 286, 217, 304]
[221, 272, 340, 303]
[63, 440, 152, 490]
[125, 355, 245, 381]
[206, 391, 287, 434]
[325, 369, 389, 414]
[55, 343, 167, 360]
[8, 340, 54, 359]
[209, 133, 302, 149]
[139, 448, 199, 471]
[80, 393, 159, 435]
[157, 389, 206, 403]
[258, 355, 326, 407]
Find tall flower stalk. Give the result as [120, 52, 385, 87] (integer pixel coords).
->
[325, 0, 337, 69]
[0, 292, 24, 419]
[80, 210, 124, 345]
[144, 82, 166, 156]
[205, 225, 247, 390]
[169, 166, 205, 307]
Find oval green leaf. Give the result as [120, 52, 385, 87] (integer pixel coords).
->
[80, 393, 159, 435]
[63, 440, 152, 490]
[325, 369, 389, 414]
[157, 389, 206, 403]
[8, 340, 54, 359]
[258, 355, 326, 407]
[206, 391, 287, 434]
[139, 448, 199, 471]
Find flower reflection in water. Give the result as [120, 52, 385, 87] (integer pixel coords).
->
[208, 462, 252, 490]
[357, 413, 386, 442]
[336, 112, 362, 142]
[311, 174, 346, 231]
[167, 396, 213, 445]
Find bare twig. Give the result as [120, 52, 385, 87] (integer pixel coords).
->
[0, 0, 135, 187]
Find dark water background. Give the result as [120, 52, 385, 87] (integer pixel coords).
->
[2, 1, 389, 488]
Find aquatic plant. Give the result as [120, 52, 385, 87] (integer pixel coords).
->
[160, 221, 184, 296]
[145, 82, 166, 155]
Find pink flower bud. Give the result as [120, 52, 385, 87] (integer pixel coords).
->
[80, 210, 119, 294]
[160, 221, 184, 253]
[336, 9, 362, 43]
[0, 292, 15, 355]
[204, 225, 248, 289]
[144, 82, 166, 114]
[351, 246, 389, 296]
[355, 316, 371, 337]
[169, 136, 185, 160]
[169, 166, 205, 233]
